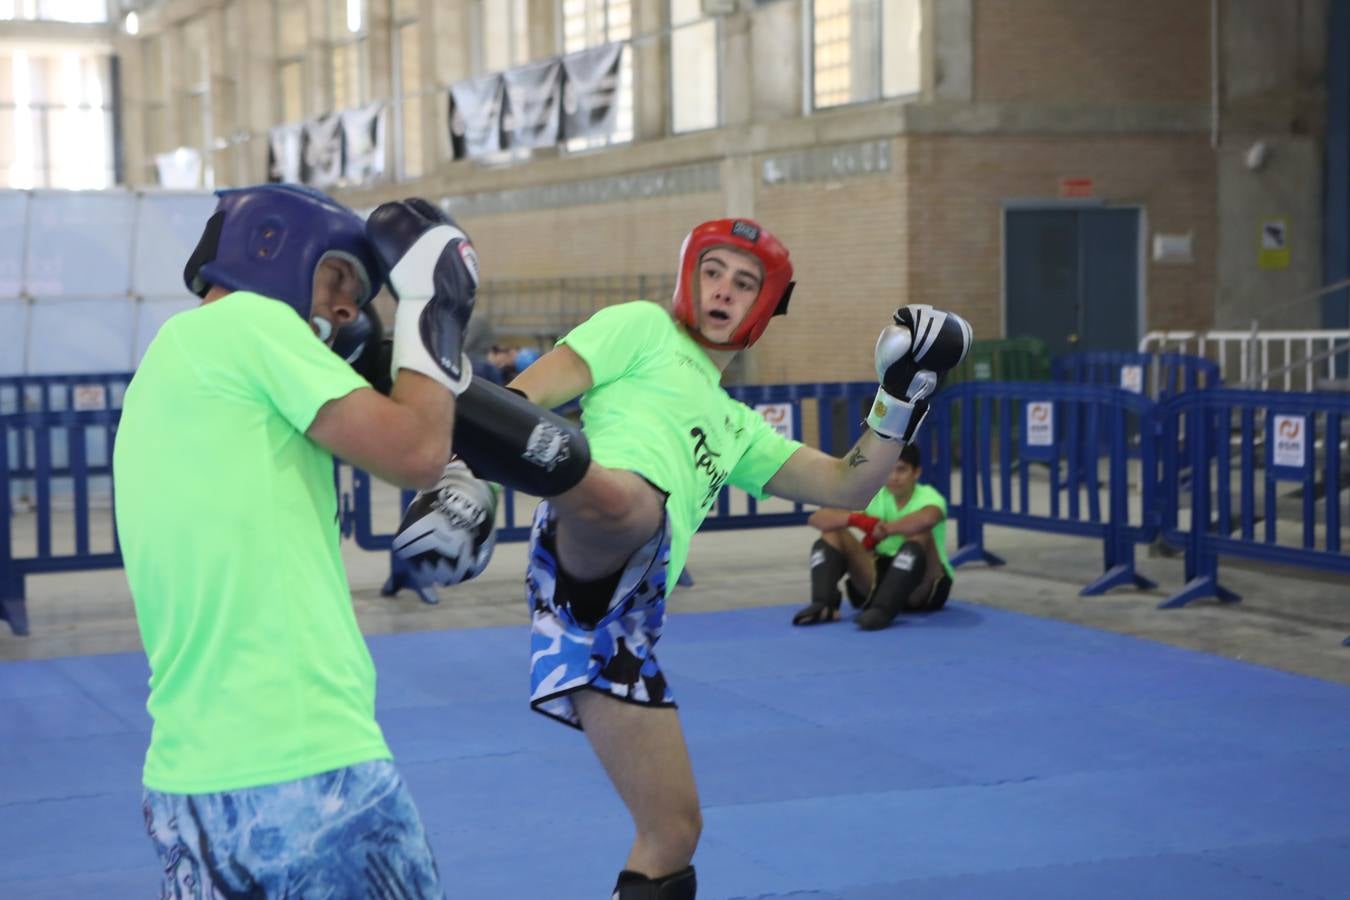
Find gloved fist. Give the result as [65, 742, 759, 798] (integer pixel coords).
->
[366, 198, 481, 395]
[392, 459, 498, 587]
[867, 304, 972, 442]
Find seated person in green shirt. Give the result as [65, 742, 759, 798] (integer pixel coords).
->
[792, 443, 954, 630]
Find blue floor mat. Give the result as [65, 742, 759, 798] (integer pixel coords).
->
[3, 601, 1348, 899]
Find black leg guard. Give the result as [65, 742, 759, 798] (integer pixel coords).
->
[613, 866, 697, 899]
[451, 378, 591, 497]
[924, 574, 954, 612]
[792, 539, 847, 625]
[856, 543, 927, 631]
[843, 575, 868, 609]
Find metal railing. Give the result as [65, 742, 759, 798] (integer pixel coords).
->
[1140, 328, 1350, 392]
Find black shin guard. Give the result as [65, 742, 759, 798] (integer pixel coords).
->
[451, 379, 591, 497]
[792, 539, 847, 625]
[856, 543, 927, 631]
[613, 866, 697, 899]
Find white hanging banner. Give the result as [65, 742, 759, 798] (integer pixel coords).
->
[303, 113, 345, 188]
[154, 148, 203, 189]
[341, 102, 387, 183]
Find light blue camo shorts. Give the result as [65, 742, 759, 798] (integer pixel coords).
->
[143, 759, 443, 899]
[527, 499, 674, 728]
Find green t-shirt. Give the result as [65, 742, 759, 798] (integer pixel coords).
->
[113, 291, 387, 793]
[560, 301, 803, 592]
[863, 482, 954, 579]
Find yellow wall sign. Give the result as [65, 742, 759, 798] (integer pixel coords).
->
[1259, 218, 1290, 270]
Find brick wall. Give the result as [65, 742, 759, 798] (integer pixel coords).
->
[906, 134, 1218, 343]
[974, 0, 1211, 105]
[459, 193, 725, 282]
[750, 151, 908, 384]
[449, 132, 1218, 385]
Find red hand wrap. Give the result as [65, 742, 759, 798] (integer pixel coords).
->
[847, 513, 880, 533]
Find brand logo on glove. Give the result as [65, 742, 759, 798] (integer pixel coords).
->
[436, 486, 488, 531]
[873, 399, 888, 417]
[523, 421, 571, 470]
[459, 244, 480, 287]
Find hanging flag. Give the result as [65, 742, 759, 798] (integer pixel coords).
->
[154, 147, 203, 189]
[341, 101, 387, 183]
[448, 74, 505, 159]
[501, 59, 562, 150]
[303, 112, 344, 188]
[267, 123, 304, 183]
[561, 43, 623, 140]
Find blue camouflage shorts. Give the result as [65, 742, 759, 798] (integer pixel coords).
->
[527, 499, 674, 728]
[143, 759, 443, 899]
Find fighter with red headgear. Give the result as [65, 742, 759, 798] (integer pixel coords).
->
[394, 216, 972, 899]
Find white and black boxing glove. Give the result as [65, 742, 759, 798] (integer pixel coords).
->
[867, 304, 972, 443]
[392, 459, 499, 586]
[366, 198, 480, 394]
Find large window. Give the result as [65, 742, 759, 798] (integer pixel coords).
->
[0, 0, 106, 23]
[812, 0, 920, 110]
[276, 1, 308, 122]
[669, 0, 717, 133]
[475, 0, 529, 74]
[561, 0, 632, 149]
[1, 48, 113, 187]
[328, 0, 368, 111]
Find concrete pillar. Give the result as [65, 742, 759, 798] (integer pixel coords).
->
[426, 0, 474, 169]
[631, 0, 669, 141]
[750, 0, 802, 120]
[720, 6, 752, 128]
[928, 0, 972, 102]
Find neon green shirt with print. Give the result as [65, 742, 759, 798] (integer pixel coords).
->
[113, 291, 388, 793]
[559, 301, 803, 592]
[864, 482, 954, 579]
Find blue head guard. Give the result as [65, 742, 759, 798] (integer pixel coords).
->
[184, 184, 383, 320]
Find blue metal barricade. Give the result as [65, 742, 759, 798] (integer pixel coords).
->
[1156, 389, 1350, 634]
[930, 381, 1160, 596]
[1052, 351, 1221, 400]
[1, 408, 124, 635]
[10, 373, 1340, 637]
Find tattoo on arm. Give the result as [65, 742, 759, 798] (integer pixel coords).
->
[845, 447, 868, 468]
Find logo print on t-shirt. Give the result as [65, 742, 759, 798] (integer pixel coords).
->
[689, 426, 730, 509]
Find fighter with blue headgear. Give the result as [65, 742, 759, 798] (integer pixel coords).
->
[184, 183, 383, 344]
[116, 183, 500, 895]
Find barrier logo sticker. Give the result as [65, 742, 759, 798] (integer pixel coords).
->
[1119, 365, 1144, 394]
[1272, 415, 1307, 469]
[1026, 402, 1054, 446]
[72, 385, 107, 411]
[755, 402, 793, 440]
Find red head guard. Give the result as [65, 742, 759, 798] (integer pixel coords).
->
[671, 218, 795, 350]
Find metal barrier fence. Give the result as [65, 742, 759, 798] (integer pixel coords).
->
[1, 408, 123, 634]
[1157, 389, 1350, 622]
[1052, 351, 1222, 400]
[4, 377, 1347, 640]
[0, 381, 894, 630]
[929, 381, 1160, 596]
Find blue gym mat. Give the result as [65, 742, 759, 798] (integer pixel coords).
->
[2, 602, 1349, 899]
